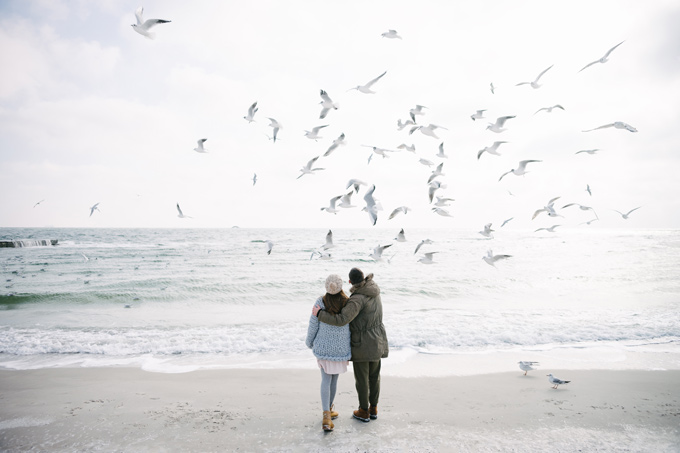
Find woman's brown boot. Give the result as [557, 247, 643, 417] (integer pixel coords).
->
[322, 410, 334, 431]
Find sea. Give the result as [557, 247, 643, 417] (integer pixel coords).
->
[1, 227, 679, 375]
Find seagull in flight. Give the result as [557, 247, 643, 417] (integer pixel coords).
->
[363, 185, 379, 225]
[433, 196, 455, 207]
[498, 160, 542, 181]
[479, 223, 494, 238]
[381, 29, 402, 39]
[320, 195, 343, 214]
[244, 101, 258, 123]
[322, 230, 335, 250]
[582, 121, 637, 133]
[614, 206, 641, 219]
[338, 191, 356, 208]
[409, 105, 427, 122]
[532, 196, 562, 220]
[436, 142, 448, 159]
[486, 116, 515, 133]
[297, 156, 324, 179]
[483, 249, 511, 267]
[418, 252, 438, 264]
[397, 119, 416, 131]
[33, 199, 45, 208]
[370, 244, 392, 261]
[324, 133, 346, 157]
[252, 173, 257, 186]
[547, 373, 571, 389]
[319, 90, 339, 119]
[535, 104, 565, 115]
[304, 125, 328, 141]
[432, 207, 453, 217]
[428, 180, 447, 203]
[516, 64, 553, 89]
[395, 228, 407, 242]
[397, 143, 416, 152]
[470, 109, 486, 121]
[194, 138, 208, 153]
[518, 361, 539, 376]
[267, 118, 282, 143]
[427, 163, 445, 184]
[389, 206, 410, 220]
[131, 7, 170, 39]
[265, 240, 274, 255]
[477, 141, 508, 160]
[89, 202, 101, 217]
[501, 217, 514, 227]
[490, 82, 495, 94]
[176, 203, 192, 219]
[586, 184, 592, 196]
[579, 41, 625, 73]
[575, 149, 600, 155]
[562, 203, 598, 218]
[349, 71, 387, 94]
[414, 239, 433, 255]
[347, 179, 368, 193]
[411, 124, 447, 139]
[534, 224, 561, 233]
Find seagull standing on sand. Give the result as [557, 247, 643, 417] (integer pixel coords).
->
[244, 101, 258, 123]
[516, 65, 553, 89]
[477, 141, 508, 160]
[579, 41, 625, 73]
[319, 90, 339, 119]
[350, 71, 387, 94]
[89, 203, 101, 217]
[324, 133, 346, 157]
[614, 206, 642, 219]
[483, 249, 511, 267]
[547, 373, 571, 389]
[518, 361, 539, 376]
[487, 116, 515, 133]
[498, 160, 542, 181]
[381, 29, 402, 39]
[582, 122, 637, 133]
[131, 7, 171, 39]
[297, 156, 325, 179]
[267, 118, 282, 143]
[176, 203, 192, 219]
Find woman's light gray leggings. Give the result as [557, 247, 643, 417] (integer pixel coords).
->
[320, 369, 339, 411]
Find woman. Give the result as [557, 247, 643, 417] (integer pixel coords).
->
[305, 274, 351, 432]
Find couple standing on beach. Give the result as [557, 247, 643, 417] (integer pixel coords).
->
[305, 267, 389, 432]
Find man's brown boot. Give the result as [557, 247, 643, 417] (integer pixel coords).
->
[353, 407, 370, 422]
[369, 405, 378, 420]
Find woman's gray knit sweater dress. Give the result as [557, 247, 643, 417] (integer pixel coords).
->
[305, 297, 351, 361]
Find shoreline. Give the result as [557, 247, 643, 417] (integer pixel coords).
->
[1, 368, 678, 452]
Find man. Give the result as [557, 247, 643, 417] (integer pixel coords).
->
[313, 267, 389, 422]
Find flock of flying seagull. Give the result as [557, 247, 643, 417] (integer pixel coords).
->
[67, 8, 642, 267]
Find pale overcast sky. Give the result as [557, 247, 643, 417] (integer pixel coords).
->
[1, 0, 679, 230]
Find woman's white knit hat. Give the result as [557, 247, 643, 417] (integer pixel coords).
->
[325, 274, 343, 295]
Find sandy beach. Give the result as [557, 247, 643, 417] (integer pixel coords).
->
[1, 367, 678, 452]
